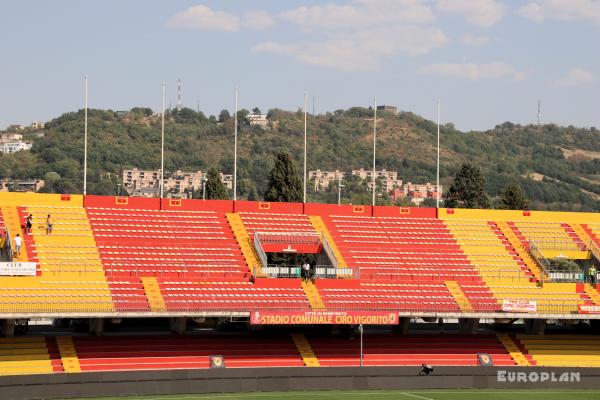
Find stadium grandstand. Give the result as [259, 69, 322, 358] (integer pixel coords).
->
[1, 192, 600, 397]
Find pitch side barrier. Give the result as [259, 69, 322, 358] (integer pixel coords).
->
[2, 366, 600, 399]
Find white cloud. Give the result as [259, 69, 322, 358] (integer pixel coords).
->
[252, 26, 448, 71]
[167, 5, 239, 31]
[461, 34, 491, 46]
[418, 62, 526, 80]
[518, 0, 600, 24]
[554, 68, 597, 86]
[280, 0, 435, 30]
[436, 0, 505, 27]
[243, 10, 274, 30]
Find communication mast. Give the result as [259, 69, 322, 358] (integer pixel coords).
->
[177, 78, 182, 111]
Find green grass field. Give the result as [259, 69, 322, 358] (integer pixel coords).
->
[70, 390, 600, 400]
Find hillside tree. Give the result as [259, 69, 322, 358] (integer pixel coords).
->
[264, 152, 303, 202]
[445, 163, 491, 209]
[205, 168, 229, 200]
[500, 182, 529, 210]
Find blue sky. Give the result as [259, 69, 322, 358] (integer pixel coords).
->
[1, 0, 599, 131]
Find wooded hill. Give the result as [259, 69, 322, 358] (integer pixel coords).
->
[2, 106, 600, 211]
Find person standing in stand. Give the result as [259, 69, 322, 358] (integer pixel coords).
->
[46, 214, 54, 235]
[26, 214, 33, 234]
[14, 233, 22, 257]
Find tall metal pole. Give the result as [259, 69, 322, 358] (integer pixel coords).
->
[160, 81, 165, 199]
[372, 97, 377, 207]
[436, 100, 441, 208]
[303, 92, 308, 204]
[359, 324, 364, 367]
[83, 74, 88, 196]
[338, 180, 344, 205]
[233, 87, 238, 201]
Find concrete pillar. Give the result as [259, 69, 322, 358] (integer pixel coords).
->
[88, 318, 104, 336]
[395, 317, 410, 334]
[459, 318, 479, 334]
[525, 319, 546, 335]
[1, 319, 15, 338]
[170, 317, 187, 334]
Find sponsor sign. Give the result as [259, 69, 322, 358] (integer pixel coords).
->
[502, 299, 537, 313]
[209, 355, 225, 368]
[250, 311, 398, 325]
[0, 262, 37, 276]
[477, 353, 494, 366]
[578, 305, 600, 314]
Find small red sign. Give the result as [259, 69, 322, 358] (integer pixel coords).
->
[579, 305, 600, 314]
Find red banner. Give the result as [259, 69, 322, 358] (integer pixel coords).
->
[579, 305, 600, 314]
[250, 311, 398, 325]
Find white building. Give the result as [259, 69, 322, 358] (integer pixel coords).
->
[246, 114, 269, 127]
[309, 170, 346, 191]
[1, 141, 32, 154]
[352, 168, 402, 192]
[0, 133, 23, 143]
[122, 168, 233, 197]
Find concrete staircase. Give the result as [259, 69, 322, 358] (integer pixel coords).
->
[584, 283, 600, 305]
[496, 221, 545, 281]
[301, 280, 325, 310]
[141, 277, 167, 312]
[445, 281, 473, 312]
[308, 216, 347, 268]
[497, 333, 530, 366]
[226, 213, 265, 276]
[56, 336, 81, 373]
[291, 333, 320, 367]
[0, 206, 27, 261]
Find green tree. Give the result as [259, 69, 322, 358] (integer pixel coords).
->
[218, 109, 231, 122]
[445, 163, 491, 209]
[264, 152, 303, 202]
[500, 182, 529, 210]
[205, 168, 229, 200]
[237, 109, 249, 126]
[252, 107, 261, 115]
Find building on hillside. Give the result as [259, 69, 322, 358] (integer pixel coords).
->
[122, 168, 233, 198]
[308, 170, 346, 191]
[391, 182, 442, 205]
[1, 141, 32, 154]
[0, 179, 45, 192]
[245, 114, 269, 127]
[377, 105, 397, 113]
[352, 168, 402, 192]
[6, 124, 24, 131]
[0, 133, 23, 143]
[31, 121, 45, 130]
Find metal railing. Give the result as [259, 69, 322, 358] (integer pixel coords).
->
[529, 237, 585, 251]
[588, 240, 600, 264]
[547, 271, 584, 282]
[0, 297, 587, 316]
[253, 233, 268, 271]
[261, 264, 354, 279]
[528, 241, 551, 282]
[2, 225, 13, 262]
[320, 232, 340, 270]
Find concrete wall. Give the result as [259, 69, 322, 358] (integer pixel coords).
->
[2, 367, 600, 400]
